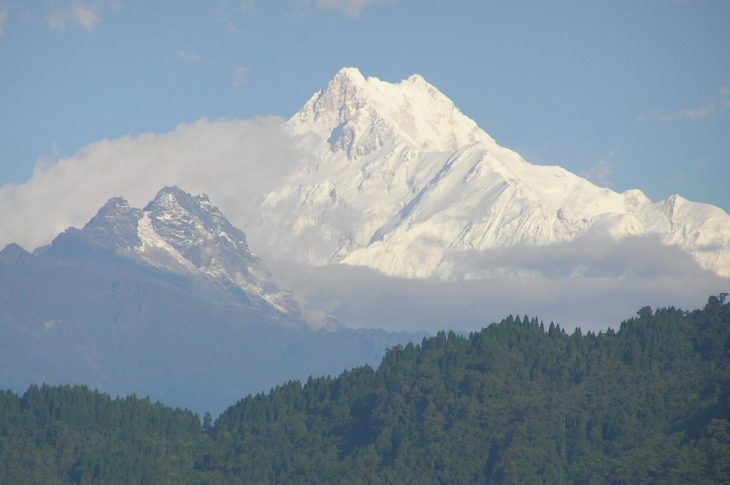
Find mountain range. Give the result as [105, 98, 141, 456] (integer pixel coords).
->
[1, 66, 728, 413]
[0, 187, 419, 414]
[252, 67, 730, 279]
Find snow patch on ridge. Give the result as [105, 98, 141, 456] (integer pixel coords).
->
[136, 212, 196, 272]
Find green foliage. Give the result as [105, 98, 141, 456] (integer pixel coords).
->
[1, 296, 729, 484]
[0, 385, 208, 484]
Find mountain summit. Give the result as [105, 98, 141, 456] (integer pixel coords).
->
[290, 67, 493, 158]
[255, 68, 730, 278]
[51, 186, 312, 325]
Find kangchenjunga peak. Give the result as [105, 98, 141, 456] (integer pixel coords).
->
[256, 67, 730, 279]
[289, 67, 494, 158]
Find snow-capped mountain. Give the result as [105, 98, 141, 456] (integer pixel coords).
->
[51, 186, 317, 327]
[255, 67, 730, 278]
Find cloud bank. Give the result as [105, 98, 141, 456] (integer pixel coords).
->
[268, 236, 729, 334]
[0, 117, 302, 251]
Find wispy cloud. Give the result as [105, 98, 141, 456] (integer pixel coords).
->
[580, 159, 613, 187]
[46, 2, 101, 33]
[239, 1, 256, 14]
[72, 3, 99, 31]
[216, 0, 255, 34]
[660, 103, 717, 122]
[0, 7, 7, 36]
[655, 86, 730, 123]
[177, 50, 203, 62]
[46, 11, 66, 32]
[232, 65, 249, 87]
[313, 0, 396, 17]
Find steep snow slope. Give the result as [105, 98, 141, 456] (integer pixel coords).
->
[256, 67, 730, 278]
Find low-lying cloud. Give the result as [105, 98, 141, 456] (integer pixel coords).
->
[267, 235, 728, 334]
[446, 234, 702, 280]
[0, 117, 302, 251]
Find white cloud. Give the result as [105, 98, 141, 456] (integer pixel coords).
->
[0, 7, 7, 36]
[313, 0, 395, 17]
[0, 117, 303, 252]
[45, 2, 102, 33]
[580, 159, 612, 187]
[177, 50, 203, 62]
[232, 65, 249, 87]
[720, 86, 730, 96]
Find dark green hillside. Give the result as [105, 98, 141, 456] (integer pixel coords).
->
[1, 297, 729, 484]
[208, 296, 730, 483]
[0, 385, 207, 484]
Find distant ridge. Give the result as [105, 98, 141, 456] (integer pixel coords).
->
[0, 187, 420, 414]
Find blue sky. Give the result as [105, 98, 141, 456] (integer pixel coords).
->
[1, 0, 729, 211]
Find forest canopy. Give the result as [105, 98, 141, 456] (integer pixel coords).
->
[1, 296, 728, 484]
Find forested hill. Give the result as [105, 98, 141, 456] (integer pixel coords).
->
[1, 297, 729, 484]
